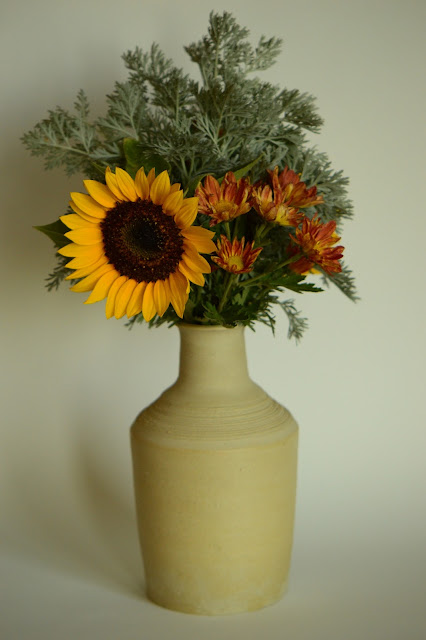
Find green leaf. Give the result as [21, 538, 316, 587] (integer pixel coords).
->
[34, 220, 69, 247]
[232, 154, 263, 181]
[123, 138, 170, 177]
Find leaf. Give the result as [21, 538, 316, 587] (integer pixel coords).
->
[123, 138, 170, 177]
[232, 154, 263, 181]
[34, 220, 69, 247]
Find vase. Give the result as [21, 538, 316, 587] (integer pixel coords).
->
[130, 323, 298, 615]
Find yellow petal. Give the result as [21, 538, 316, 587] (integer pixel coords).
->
[126, 281, 147, 318]
[58, 242, 104, 257]
[114, 279, 138, 319]
[174, 198, 198, 228]
[70, 263, 114, 293]
[147, 168, 156, 187]
[142, 281, 156, 322]
[65, 255, 108, 279]
[134, 168, 150, 200]
[162, 189, 184, 215]
[65, 227, 103, 245]
[70, 193, 107, 218]
[150, 171, 171, 205]
[181, 226, 216, 254]
[183, 244, 211, 273]
[153, 280, 170, 317]
[105, 166, 127, 201]
[65, 250, 104, 270]
[83, 180, 117, 208]
[168, 271, 189, 318]
[85, 270, 120, 304]
[105, 276, 128, 319]
[178, 261, 205, 286]
[60, 214, 98, 230]
[170, 183, 181, 193]
[115, 168, 138, 201]
[68, 201, 101, 224]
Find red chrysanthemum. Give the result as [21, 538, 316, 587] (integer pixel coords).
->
[211, 235, 262, 274]
[289, 216, 344, 274]
[196, 172, 251, 226]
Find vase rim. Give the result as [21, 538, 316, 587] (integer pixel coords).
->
[177, 322, 243, 333]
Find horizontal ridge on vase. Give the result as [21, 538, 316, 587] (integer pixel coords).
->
[130, 323, 299, 615]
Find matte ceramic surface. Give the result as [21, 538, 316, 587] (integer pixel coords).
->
[131, 324, 298, 615]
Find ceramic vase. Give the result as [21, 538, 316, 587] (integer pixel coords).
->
[130, 323, 298, 615]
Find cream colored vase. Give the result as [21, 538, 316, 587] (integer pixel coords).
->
[130, 324, 298, 615]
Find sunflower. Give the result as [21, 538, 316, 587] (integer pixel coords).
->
[58, 167, 216, 321]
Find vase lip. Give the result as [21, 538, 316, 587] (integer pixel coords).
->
[177, 322, 243, 333]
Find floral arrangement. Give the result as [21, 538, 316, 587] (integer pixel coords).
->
[23, 12, 356, 340]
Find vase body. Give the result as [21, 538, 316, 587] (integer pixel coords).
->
[130, 324, 298, 615]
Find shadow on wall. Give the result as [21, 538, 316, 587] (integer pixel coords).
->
[4, 412, 145, 600]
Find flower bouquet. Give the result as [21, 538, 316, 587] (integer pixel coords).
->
[23, 12, 356, 341]
[23, 12, 356, 615]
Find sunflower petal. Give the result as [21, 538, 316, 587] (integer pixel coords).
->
[182, 244, 211, 273]
[142, 281, 156, 322]
[83, 180, 117, 208]
[150, 171, 171, 205]
[58, 242, 104, 257]
[65, 255, 108, 279]
[60, 214, 98, 230]
[174, 198, 198, 228]
[168, 271, 189, 318]
[114, 279, 138, 319]
[115, 168, 138, 201]
[105, 276, 128, 319]
[70, 193, 107, 218]
[126, 281, 147, 318]
[70, 263, 114, 293]
[65, 250, 104, 270]
[105, 167, 127, 201]
[153, 280, 170, 317]
[178, 261, 205, 286]
[147, 168, 156, 187]
[181, 226, 216, 253]
[65, 227, 103, 245]
[68, 201, 101, 224]
[162, 189, 184, 215]
[84, 270, 120, 304]
[134, 168, 150, 200]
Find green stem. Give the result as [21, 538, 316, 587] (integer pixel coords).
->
[239, 253, 304, 287]
[218, 273, 237, 312]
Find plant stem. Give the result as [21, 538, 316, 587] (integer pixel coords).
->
[218, 273, 237, 312]
[239, 253, 303, 287]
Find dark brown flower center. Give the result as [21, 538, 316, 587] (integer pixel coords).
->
[100, 200, 184, 282]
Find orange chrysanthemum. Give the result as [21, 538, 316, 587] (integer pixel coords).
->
[289, 216, 344, 274]
[58, 167, 216, 321]
[211, 235, 262, 274]
[251, 165, 323, 227]
[196, 172, 251, 226]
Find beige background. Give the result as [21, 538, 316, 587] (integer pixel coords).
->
[1, 0, 425, 638]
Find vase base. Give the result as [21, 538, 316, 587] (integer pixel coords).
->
[145, 580, 288, 616]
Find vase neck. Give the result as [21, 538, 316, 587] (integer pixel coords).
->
[177, 324, 252, 398]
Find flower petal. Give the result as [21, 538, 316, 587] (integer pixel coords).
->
[134, 168, 150, 200]
[65, 249, 104, 270]
[153, 280, 170, 317]
[65, 227, 103, 245]
[168, 271, 188, 318]
[115, 168, 138, 201]
[114, 279, 138, 319]
[181, 226, 216, 254]
[142, 281, 156, 322]
[70, 263, 114, 293]
[178, 261, 205, 286]
[60, 214, 98, 230]
[126, 281, 147, 318]
[70, 193, 107, 218]
[162, 189, 184, 215]
[105, 276, 128, 319]
[68, 201, 101, 224]
[174, 198, 198, 228]
[105, 166, 127, 201]
[150, 170, 171, 205]
[58, 242, 104, 257]
[65, 255, 108, 280]
[182, 245, 211, 273]
[84, 270, 120, 304]
[83, 180, 117, 208]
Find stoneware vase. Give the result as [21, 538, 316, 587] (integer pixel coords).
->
[130, 323, 299, 615]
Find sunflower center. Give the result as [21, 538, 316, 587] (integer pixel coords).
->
[101, 199, 184, 283]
